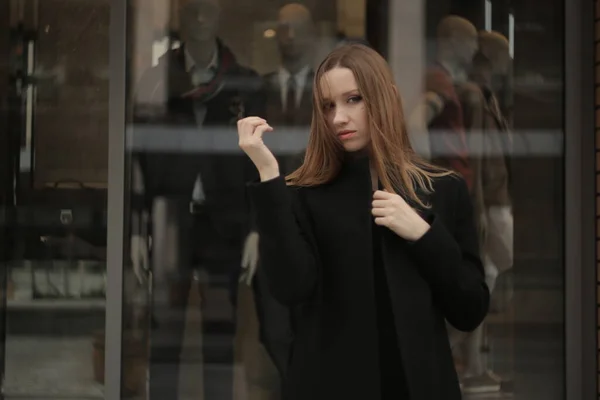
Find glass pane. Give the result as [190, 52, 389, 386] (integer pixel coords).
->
[124, 0, 565, 399]
[124, 1, 354, 398]
[391, 0, 565, 398]
[1, 0, 108, 398]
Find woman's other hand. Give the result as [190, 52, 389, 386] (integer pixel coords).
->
[372, 190, 430, 241]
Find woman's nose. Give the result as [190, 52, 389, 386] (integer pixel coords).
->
[333, 108, 349, 125]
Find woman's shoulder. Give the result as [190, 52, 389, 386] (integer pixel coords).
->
[424, 172, 470, 212]
[430, 172, 468, 195]
[285, 178, 332, 195]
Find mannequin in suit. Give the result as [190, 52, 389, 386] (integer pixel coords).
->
[130, 0, 265, 399]
[263, 2, 315, 130]
[261, 2, 315, 175]
[233, 4, 316, 400]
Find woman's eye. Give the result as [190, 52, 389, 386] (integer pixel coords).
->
[348, 95, 362, 103]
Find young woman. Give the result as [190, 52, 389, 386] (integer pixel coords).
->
[237, 44, 489, 400]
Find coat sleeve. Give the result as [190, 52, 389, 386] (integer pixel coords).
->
[247, 175, 320, 306]
[409, 176, 490, 332]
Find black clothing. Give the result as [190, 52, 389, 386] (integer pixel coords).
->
[372, 219, 409, 399]
[247, 155, 489, 400]
[132, 40, 265, 252]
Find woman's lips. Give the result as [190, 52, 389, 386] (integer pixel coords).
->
[338, 130, 356, 140]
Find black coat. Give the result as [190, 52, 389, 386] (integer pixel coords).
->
[247, 155, 490, 400]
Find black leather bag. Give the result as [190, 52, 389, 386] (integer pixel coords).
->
[17, 180, 107, 259]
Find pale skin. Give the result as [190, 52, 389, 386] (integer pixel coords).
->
[237, 67, 430, 245]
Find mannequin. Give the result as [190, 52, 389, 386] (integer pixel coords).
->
[131, 0, 265, 398]
[234, 4, 316, 400]
[450, 30, 514, 394]
[475, 32, 514, 311]
[239, 2, 316, 290]
[477, 31, 513, 125]
[408, 15, 478, 190]
[264, 3, 315, 161]
[407, 14, 489, 391]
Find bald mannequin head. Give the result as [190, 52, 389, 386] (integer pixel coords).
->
[436, 15, 478, 69]
[276, 3, 315, 61]
[478, 31, 510, 75]
[178, 0, 221, 44]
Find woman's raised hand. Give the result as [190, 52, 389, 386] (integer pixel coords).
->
[237, 117, 280, 181]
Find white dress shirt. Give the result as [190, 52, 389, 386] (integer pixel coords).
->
[185, 47, 219, 86]
[278, 65, 310, 111]
[185, 46, 219, 203]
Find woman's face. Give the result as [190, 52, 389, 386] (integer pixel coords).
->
[320, 67, 370, 153]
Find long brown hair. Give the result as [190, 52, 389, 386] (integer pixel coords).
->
[286, 43, 452, 208]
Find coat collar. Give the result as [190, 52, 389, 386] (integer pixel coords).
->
[338, 151, 373, 188]
[337, 152, 431, 214]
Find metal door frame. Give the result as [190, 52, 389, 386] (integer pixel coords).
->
[105, 0, 126, 397]
[564, 0, 597, 398]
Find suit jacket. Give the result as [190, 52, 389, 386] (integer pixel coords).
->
[262, 69, 314, 126]
[248, 154, 489, 400]
[262, 69, 313, 175]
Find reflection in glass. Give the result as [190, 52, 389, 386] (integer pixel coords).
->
[403, 2, 565, 398]
[125, 0, 363, 399]
[128, 0, 266, 397]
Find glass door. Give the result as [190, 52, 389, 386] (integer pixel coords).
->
[120, 0, 568, 399]
[1, 0, 109, 398]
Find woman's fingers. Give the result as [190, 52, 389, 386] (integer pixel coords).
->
[252, 123, 273, 139]
[373, 190, 393, 200]
[372, 200, 389, 208]
[371, 207, 389, 217]
[237, 117, 266, 138]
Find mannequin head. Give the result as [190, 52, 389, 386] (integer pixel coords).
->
[474, 30, 513, 114]
[276, 3, 315, 63]
[478, 31, 510, 75]
[178, 0, 221, 44]
[436, 15, 478, 71]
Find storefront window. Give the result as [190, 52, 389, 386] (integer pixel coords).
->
[0, 0, 569, 398]
[122, 0, 566, 399]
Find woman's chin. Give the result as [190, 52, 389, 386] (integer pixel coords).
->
[343, 144, 368, 153]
